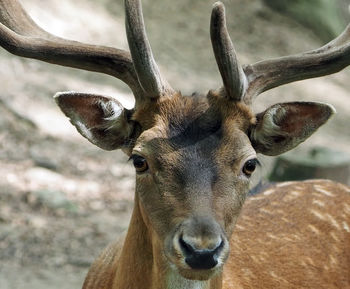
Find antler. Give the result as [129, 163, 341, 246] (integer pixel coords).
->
[210, 2, 247, 101]
[210, 2, 350, 104]
[125, 0, 174, 98]
[0, 0, 173, 101]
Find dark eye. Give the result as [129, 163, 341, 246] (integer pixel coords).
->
[131, 155, 148, 173]
[242, 158, 259, 176]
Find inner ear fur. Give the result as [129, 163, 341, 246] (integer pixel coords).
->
[54, 92, 136, 150]
[250, 102, 336, 156]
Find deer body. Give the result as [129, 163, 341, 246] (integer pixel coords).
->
[0, 1, 350, 289]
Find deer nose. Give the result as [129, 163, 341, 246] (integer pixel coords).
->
[179, 235, 224, 270]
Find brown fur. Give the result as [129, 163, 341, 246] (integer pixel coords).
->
[225, 180, 350, 289]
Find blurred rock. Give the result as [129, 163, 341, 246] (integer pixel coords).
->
[269, 147, 350, 185]
[23, 167, 101, 200]
[28, 189, 78, 213]
[32, 156, 58, 171]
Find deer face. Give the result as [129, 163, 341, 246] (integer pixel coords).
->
[55, 90, 334, 281]
[130, 94, 256, 280]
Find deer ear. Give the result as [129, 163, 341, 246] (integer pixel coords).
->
[250, 102, 335, 156]
[54, 92, 135, 151]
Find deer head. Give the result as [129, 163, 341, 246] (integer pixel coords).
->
[1, 0, 349, 282]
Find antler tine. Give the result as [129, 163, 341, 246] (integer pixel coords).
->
[315, 23, 350, 53]
[0, 0, 143, 98]
[243, 23, 350, 103]
[210, 2, 247, 101]
[0, 0, 50, 38]
[125, 0, 174, 99]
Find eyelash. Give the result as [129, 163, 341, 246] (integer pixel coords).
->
[242, 158, 260, 176]
[130, 154, 149, 173]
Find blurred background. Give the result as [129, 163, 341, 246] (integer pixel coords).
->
[0, 0, 349, 288]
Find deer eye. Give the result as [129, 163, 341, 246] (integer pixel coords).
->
[131, 155, 148, 173]
[242, 158, 259, 176]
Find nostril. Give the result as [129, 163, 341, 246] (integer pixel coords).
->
[179, 236, 195, 255]
[216, 239, 225, 252]
[179, 236, 224, 270]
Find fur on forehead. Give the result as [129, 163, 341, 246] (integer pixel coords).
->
[131, 92, 256, 139]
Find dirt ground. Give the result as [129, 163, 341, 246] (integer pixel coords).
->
[0, 0, 349, 288]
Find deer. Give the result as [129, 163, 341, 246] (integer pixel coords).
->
[0, 0, 350, 288]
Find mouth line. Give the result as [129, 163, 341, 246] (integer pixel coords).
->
[167, 256, 222, 281]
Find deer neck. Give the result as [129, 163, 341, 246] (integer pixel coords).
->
[113, 195, 223, 289]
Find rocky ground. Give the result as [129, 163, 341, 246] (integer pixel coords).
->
[0, 0, 349, 288]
